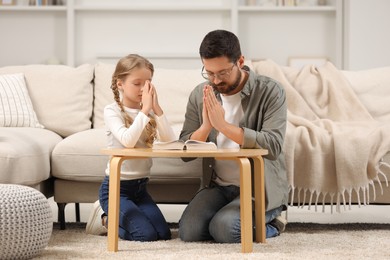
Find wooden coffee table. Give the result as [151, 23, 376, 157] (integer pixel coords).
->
[100, 148, 268, 253]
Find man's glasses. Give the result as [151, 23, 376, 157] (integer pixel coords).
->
[201, 64, 236, 81]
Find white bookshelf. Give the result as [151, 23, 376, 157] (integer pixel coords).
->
[238, 6, 336, 11]
[0, 0, 343, 68]
[0, 5, 66, 10]
[237, 0, 343, 68]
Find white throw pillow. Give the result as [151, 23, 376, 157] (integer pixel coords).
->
[0, 73, 43, 128]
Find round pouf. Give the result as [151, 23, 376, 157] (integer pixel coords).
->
[0, 184, 53, 260]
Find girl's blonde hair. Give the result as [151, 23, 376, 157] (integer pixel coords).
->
[111, 54, 157, 147]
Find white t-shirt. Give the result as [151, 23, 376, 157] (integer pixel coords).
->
[104, 102, 176, 180]
[214, 92, 244, 186]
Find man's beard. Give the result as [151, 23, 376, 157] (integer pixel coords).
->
[211, 71, 242, 95]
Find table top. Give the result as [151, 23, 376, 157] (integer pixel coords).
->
[101, 148, 268, 158]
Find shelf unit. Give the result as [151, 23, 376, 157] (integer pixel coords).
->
[0, 0, 343, 68]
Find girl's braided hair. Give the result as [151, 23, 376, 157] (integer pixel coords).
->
[110, 54, 157, 147]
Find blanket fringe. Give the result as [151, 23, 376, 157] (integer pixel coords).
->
[289, 162, 389, 213]
[379, 159, 390, 170]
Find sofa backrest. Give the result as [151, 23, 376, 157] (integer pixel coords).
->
[342, 67, 390, 122]
[251, 60, 390, 123]
[93, 62, 204, 138]
[0, 64, 94, 137]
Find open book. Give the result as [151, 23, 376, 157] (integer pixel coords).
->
[152, 140, 217, 150]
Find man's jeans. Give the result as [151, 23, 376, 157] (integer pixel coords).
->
[99, 176, 171, 241]
[179, 184, 282, 243]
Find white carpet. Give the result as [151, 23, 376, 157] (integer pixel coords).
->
[35, 222, 390, 260]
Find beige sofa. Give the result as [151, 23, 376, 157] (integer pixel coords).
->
[0, 63, 206, 229]
[1, 61, 389, 229]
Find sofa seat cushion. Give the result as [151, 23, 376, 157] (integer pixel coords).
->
[51, 128, 203, 183]
[0, 127, 62, 185]
[51, 129, 108, 182]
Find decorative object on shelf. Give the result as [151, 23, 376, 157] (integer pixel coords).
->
[28, 0, 55, 5]
[0, 0, 15, 5]
[258, 0, 278, 6]
[318, 0, 327, 5]
[254, 0, 299, 7]
[246, 0, 257, 5]
[296, 0, 320, 6]
[16, 0, 29, 5]
[288, 57, 328, 69]
[284, 0, 297, 6]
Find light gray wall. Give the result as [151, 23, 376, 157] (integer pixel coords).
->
[343, 0, 390, 70]
[0, 0, 389, 70]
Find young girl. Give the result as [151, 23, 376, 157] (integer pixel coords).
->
[86, 54, 176, 241]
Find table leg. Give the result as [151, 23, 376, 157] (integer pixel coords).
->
[237, 158, 253, 253]
[252, 156, 266, 243]
[107, 156, 124, 252]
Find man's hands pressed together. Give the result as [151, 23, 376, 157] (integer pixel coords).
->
[194, 85, 244, 145]
[203, 85, 226, 132]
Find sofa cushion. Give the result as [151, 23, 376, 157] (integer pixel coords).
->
[0, 73, 43, 128]
[51, 129, 108, 182]
[0, 64, 94, 137]
[152, 68, 204, 136]
[92, 63, 115, 130]
[51, 128, 203, 182]
[0, 127, 62, 185]
[93, 62, 204, 137]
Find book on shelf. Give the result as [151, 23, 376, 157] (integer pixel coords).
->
[0, 0, 15, 5]
[152, 140, 217, 151]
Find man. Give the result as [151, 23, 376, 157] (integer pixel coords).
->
[178, 29, 288, 243]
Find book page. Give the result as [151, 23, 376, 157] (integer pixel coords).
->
[184, 140, 217, 150]
[152, 140, 217, 150]
[152, 140, 185, 150]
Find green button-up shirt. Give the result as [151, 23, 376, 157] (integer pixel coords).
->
[180, 66, 288, 211]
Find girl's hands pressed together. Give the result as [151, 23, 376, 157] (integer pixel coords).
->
[141, 80, 153, 115]
[151, 82, 163, 116]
